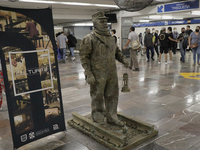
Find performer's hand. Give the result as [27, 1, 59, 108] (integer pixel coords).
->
[86, 75, 95, 85]
[124, 62, 129, 68]
[123, 46, 127, 50]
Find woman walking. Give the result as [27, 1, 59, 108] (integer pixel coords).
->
[189, 26, 200, 66]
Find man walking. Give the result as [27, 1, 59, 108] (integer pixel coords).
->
[152, 28, 159, 58]
[123, 27, 140, 71]
[57, 32, 68, 63]
[144, 29, 154, 62]
[173, 27, 179, 54]
[67, 32, 77, 61]
[178, 27, 188, 63]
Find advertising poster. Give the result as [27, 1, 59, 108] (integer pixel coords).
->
[0, 6, 66, 149]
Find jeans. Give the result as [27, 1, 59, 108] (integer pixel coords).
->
[60, 48, 66, 60]
[192, 47, 200, 63]
[146, 46, 154, 60]
[180, 45, 186, 62]
[154, 44, 159, 56]
[69, 47, 75, 57]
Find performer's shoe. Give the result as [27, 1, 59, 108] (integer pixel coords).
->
[108, 120, 124, 127]
[92, 112, 105, 124]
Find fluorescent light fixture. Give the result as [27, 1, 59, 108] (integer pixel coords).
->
[74, 23, 93, 26]
[162, 15, 173, 19]
[73, 22, 111, 26]
[173, 17, 183, 20]
[139, 20, 150, 22]
[191, 11, 200, 15]
[54, 26, 63, 29]
[19, 0, 119, 8]
[149, 15, 161, 19]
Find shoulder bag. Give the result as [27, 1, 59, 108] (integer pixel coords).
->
[191, 33, 200, 49]
[130, 38, 141, 49]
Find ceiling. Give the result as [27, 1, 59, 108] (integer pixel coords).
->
[0, 0, 196, 25]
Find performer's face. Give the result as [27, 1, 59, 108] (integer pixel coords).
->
[94, 19, 108, 32]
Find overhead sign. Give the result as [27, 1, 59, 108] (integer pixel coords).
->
[157, 0, 199, 13]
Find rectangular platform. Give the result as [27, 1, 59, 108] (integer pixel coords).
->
[68, 112, 158, 150]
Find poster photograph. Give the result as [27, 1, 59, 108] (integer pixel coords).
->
[9, 49, 54, 96]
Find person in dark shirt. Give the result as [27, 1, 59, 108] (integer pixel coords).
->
[158, 27, 177, 64]
[186, 25, 193, 52]
[178, 27, 189, 63]
[167, 27, 174, 63]
[152, 28, 159, 58]
[111, 29, 117, 43]
[186, 25, 193, 36]
[173, 27, 179, 54]
[144, 29, 154, 62]
[67, 32, 77, 61]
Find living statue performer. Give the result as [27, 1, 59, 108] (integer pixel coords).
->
[80, 12, 129, 126]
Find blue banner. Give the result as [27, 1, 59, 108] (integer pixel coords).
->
[158, 0, 199, 13]
[191, 19, 200, 24]
[133, 20, 193, 27]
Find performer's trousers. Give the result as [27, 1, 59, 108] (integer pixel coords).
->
[90, 74, 119, 123]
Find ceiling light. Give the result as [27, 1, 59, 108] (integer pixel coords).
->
[162, 16, 173, 19]
[54, 26, 63, 29]
[19, 0, 119, 8]
[74, 23, 93, 26]
[139, 20, 150, 22]
[191, 11, 200, 15]
[173, 18, 183, 20]
[149, 15, 161, 19]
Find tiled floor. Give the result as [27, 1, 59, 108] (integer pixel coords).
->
[1, 51, 200, 150]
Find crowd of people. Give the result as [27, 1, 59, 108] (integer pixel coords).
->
[124, 25, 200, 71]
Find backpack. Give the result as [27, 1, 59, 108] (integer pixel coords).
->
[71, 36, 77, 46]
[182, 37, 188, 50]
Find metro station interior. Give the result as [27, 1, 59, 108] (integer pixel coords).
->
[1, 0, 200, 150]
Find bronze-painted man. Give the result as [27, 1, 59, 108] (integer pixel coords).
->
[80, 12, 129, 126]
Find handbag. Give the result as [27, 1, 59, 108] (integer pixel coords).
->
[191, 33, 200, 49]
[130, 38, 141, 49]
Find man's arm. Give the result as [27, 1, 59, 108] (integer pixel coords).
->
[123, 39, 131, 50]
[155, 33, 158, 45]
[65, 36, 68, 43]
[188, 36, 191, 47]
[144, 35, 147, 48]
[79, 35, 93, 78]
[168, 36, 177, 42]
[116, 46, 129, 67]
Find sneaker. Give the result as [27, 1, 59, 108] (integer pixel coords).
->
[147, 60, 150, 62]
[72, 57, 75, 61]
[168, 61, 173, 64]
[0, 107, 2, 111]
[158, 61, 161, 64]
[151, 58, 154, 61]
[193, 63, 196, 66]
[165, 62, 168, 65]
[133, 68, 139, 71]
[65, 56, 68, 60]
[129, 66, 132, 70]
